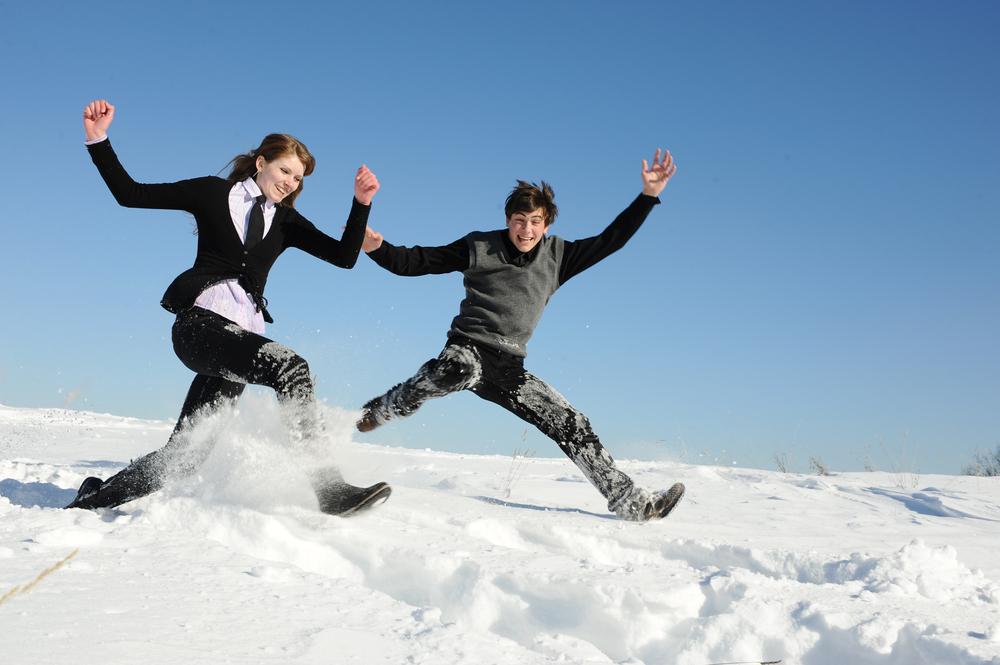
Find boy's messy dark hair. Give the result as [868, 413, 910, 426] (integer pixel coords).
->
[504, 180, 558, 226]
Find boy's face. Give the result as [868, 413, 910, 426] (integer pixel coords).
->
[506, 207, 548, 253]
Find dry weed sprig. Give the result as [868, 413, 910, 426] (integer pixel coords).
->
[0, 549, 79, 607]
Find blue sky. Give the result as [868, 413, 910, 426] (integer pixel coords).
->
[1, 1, 997, 474]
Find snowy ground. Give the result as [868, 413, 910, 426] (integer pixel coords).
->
[1, 401, 999, 665]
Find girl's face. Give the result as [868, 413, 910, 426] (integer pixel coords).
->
[255, 153, 306, 203]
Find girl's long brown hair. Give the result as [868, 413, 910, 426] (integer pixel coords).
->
[226, 134, 316, 208]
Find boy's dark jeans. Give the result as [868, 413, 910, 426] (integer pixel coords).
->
[363, 337, 635, 509]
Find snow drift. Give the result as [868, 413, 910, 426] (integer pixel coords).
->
[1, 401, 998, 664]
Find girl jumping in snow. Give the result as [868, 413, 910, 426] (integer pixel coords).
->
[67, 100, 389, 515]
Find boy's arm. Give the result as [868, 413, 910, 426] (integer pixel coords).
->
[559, 148, 677, 285]
[558, 194, 659, 284]
[364, 227, 469, 276]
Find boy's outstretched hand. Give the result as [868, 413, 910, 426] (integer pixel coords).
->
[83, 99, 115, 142]
[354, 165, 380, 206]
[641, 148, 677, 197]
[362, 226, 384, 253]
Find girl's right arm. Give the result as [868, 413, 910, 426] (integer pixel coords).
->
[83, 99, 202, 212]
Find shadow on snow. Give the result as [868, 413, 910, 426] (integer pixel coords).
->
[473, 495, 617, 520]
[0, 479, 77, 509]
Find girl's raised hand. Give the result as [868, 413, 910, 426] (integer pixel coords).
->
[354, 165, 380, 206]
[83, 99, 115, 142]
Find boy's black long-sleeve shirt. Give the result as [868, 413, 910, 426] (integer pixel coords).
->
[367, 194, 660, 284]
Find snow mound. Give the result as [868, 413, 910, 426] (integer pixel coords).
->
[858, 539, 999, 604]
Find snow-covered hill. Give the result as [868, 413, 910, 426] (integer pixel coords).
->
[2, 401, 998, 664]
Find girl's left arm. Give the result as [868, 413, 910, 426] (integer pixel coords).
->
[285, 197, 370, 269]
[284, 164, 379, 268]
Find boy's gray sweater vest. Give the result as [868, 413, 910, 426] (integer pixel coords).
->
[448, 231, 565, 357]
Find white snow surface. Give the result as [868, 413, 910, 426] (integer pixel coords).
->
[1, 400, 999, 665]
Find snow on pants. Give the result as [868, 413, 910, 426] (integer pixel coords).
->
[364, 337, 636, 509]
[81, 306, 320, 508]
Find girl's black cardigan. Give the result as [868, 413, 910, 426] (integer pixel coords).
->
[87, 139, 368, 323]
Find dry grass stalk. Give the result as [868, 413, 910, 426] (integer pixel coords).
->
[0, 548, 79, 607]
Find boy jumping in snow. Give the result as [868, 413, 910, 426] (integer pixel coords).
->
[358, 149, 682, 521]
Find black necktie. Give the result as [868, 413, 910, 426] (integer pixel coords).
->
[246, 195, 266, 248]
